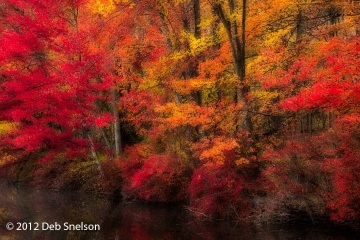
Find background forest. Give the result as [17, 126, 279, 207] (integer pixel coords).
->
[0, 0, 359, 227]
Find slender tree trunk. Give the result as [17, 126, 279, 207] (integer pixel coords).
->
[111, 88, 122, 156]
[87, 132, 103, 177]
[296, 7, 305, 42]
[101, 128, 111, 150]
[239, 0, 252, 132]
[214, 0, 252, 132]
[194, 0, 202, 106]
[194, 0, 201, 38]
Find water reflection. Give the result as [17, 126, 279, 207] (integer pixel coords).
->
[0, 183, 357, 240]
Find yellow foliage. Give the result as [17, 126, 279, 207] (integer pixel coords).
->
[198, 137, 239, 165]
[181, 32, 214, 56]
[0, 153, 16, 167]
[235, 157, 250, 166]
[0, 121, 14, 135]
[87, 0, 123, 16]
[0, 121, 16, 166]
[170, 78, 215, 94]
[154, 103, 214, 129]
[173, 0, 191, 4]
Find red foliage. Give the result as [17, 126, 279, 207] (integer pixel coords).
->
[263, 36, 360, 224]
[322, 117, 360, 223]
[263, 119, 360, 223]
[0, 0, 115, 161]
[280, 37, 360, 112]
[121, 146, 192, 202]
[188, 164, 248, 218]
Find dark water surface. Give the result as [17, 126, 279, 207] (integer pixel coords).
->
[0, 183, 357, 240]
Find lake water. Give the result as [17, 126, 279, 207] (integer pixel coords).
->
[0, 183, 358, 240]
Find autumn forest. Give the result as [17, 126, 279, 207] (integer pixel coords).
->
[0, 0, 360, 228]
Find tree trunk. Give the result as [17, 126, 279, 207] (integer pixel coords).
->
[87, 131, 103, 177]
[194, 0, 202, 106]
[214, 0, 252, 132]
[111, 88, 122, 156]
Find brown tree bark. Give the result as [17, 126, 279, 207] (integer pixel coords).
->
[214, 0, 253, 132]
